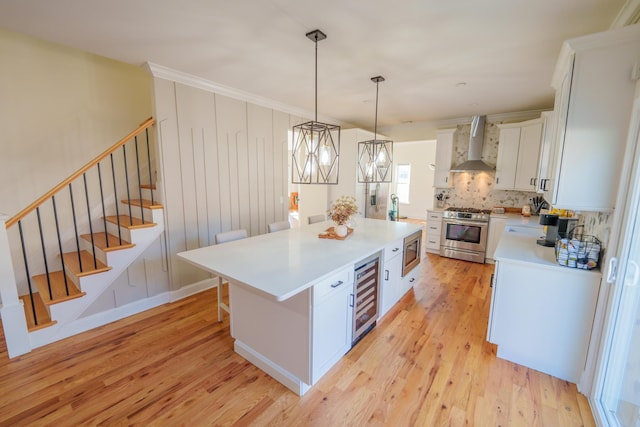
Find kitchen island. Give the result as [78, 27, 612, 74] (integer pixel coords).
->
[178, 218, 422, 395]
[487, 225, 602, 386]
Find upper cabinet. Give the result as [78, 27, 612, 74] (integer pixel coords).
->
[546, 25, 640, 211]
[535, 111, 556, 194]
[495, 118, 543, 191]
[434, 128, 456, 188]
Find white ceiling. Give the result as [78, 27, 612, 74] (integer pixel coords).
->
[0, 0, 631, 139]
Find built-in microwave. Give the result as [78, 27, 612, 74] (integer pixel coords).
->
[402, 230, 422, 276]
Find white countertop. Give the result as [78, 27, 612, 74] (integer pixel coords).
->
[494, 225, 601, 275]
[177, 218, 422, 302]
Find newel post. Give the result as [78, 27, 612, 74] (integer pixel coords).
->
[0, 214, 31, 357]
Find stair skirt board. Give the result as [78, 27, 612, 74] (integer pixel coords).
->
[17, 208, 165, 338]
[46, 219, 165, 328]
[28, 277, 217, 350]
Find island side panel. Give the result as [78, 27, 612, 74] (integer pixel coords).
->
[230, 283, 311, 386]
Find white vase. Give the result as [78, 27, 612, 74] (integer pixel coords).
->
[335, 224, 348, 237]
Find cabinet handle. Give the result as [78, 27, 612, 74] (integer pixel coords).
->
[496, 177, 499, 184]
[445, 177, 448, 183]
[385, 270, 389, 280]
[392, 248, 399, 252]
[429, 240, 437, 244]
[490, 273, 494, 288]
[349, 294, 354, 307]
[409, 277, 415, 283]
[330, 280, 344, 288]
[542, 179, 549, 191]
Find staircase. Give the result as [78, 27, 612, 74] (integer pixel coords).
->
[1, 118, 163, 352]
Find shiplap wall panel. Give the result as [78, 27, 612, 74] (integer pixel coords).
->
[215, 95, 247, 233]
[153, 78, 290, 289]
[273, 111, 290, 222]
[154, 79, 207, 287]
[248, 104, 272, 235]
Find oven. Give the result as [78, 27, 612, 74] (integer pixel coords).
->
[440, 209, 489, 263]
[402, 230, 422, 276]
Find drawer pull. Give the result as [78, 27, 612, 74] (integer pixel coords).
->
[409, 278, 415, 283]
[385, 269, 389, 280]
[392, 248, 400, 252]
[330, 280, 344, 288]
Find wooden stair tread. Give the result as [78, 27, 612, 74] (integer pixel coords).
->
[32, 271, 86, 305]
[19, 295, 57, 332]
[62, 251, 112, 277]
[121, 199, 163, 209]
[80, 232, 135, 252]
[105, 215, 157, 229]
[139, 184, 156, 190]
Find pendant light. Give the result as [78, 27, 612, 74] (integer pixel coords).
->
[291, 29, 340, 185]
[357, 76, 393, 183]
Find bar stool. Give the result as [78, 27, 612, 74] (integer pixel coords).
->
[308, 214, 326, 224]
[214, 229, 248, 322]
[268, 220, 291, 233]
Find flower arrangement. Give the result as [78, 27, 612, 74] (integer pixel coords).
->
[328, 196, 359, 226]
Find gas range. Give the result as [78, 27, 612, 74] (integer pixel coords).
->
[442, 207, 491, 222]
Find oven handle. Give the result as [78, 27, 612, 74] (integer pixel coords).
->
[443, 219, 488, 227]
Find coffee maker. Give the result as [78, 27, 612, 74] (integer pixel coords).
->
[536, 214, 579, 247]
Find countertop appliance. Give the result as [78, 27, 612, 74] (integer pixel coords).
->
[536, 214, 578, 247]
[353, 256, 379, 346]
[440, 207, 490, 263]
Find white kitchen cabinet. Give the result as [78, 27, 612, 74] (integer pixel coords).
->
[434, 129, 456, 188]
[380, 244, 403, 318]
[487, 259, 601, 383]
[535, 111, 556, 194]
[485, 216, 506, 263]
[495, 119, 543, 191]
[401, 262, 420, 295]
[425, 210, 443, 254]
[312, 267, 353, 383]
[546, 25, 640, 211]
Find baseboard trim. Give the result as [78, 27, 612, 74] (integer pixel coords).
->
[29, 280, 217, 350]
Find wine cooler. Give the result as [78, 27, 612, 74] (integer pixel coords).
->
[352, 256, 380, 346]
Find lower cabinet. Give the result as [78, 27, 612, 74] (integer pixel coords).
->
[485, 216, 507, 263]
[487, 260, 601, 383]
[380, 253, 402, 317]
[311, 267, 353, 383]
[401, 264, 420, 295]
[425, 210, 443, 254]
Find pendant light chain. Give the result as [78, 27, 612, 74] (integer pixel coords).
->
[314, 35, 318, 123]
[374, 79, 379, 139]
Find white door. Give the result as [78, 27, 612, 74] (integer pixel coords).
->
[595, 95, 640, 426]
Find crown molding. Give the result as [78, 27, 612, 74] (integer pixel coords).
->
[435, 109, 548, 127]
[143, 62, 344, 126]
[611, 0, 640, 28]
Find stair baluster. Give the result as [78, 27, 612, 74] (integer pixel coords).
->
[18, 221, 38, 326]
[109, 153, 123, 245]
[82, 173, 98, 269]
[51, 195, 70, 296]
[145, 128, 154, 206]
[35, 207, 53, 301]
[97, 163, 109, 249]
[122, 145, 133, 224]
[134, 136, 145, 224]
[68, 183, 83, 273]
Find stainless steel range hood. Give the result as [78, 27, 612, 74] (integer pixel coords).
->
[450, 115, 495, 172]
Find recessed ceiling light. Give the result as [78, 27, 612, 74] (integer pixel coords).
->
[469, 102, 479, 107]
[455, 82, 467, 88]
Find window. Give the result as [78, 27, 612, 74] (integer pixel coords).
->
[396, 164, 411, 204]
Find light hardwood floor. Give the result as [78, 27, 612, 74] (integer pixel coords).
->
[0, 252, 595, 426]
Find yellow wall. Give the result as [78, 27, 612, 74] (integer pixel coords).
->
[0, 28, 152, 217]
